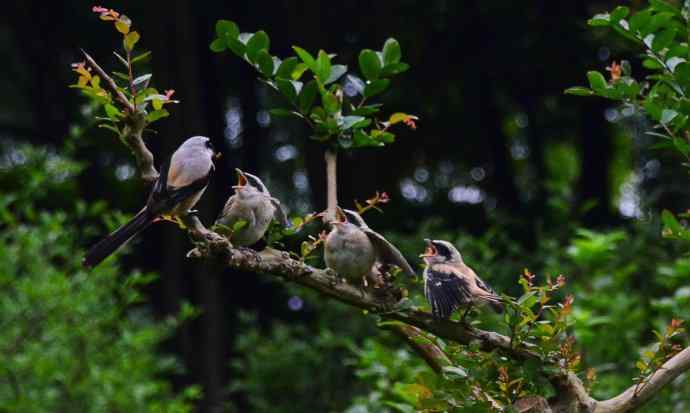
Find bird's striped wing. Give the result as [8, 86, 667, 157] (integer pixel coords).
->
[424, 267, 472, 319]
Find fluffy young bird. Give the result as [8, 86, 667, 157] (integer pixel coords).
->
[324, 207, 415, 286]
[214, 169, 289, 246]
[420, 239, 503, 319]
[83, 136, 216, 268]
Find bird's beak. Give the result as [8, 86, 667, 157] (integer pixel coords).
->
[214, 152, 222, 160]
[234, 169, 247, 188]
[419, 239, 437, 258]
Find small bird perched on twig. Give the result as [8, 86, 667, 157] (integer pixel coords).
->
[83, 136, 217, 268]
[420, 239, 503, 319]
[323, 207, 415, 287]
[214, 168, 289, 247]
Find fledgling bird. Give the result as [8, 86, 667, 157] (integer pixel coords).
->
[83, 136, 217, 268]
[214, 169, 289, 247]
[420, 239, 503, 319]
[323, 207, 415, 287]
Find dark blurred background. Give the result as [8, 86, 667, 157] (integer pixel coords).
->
[5, 0, 686, 411]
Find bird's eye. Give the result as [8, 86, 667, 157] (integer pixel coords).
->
[205, 139, 214, 150]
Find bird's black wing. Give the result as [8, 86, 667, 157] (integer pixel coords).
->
[424, 267, 472, 319]
[363, 228, 416, 277]
[148, 161, 212, 215]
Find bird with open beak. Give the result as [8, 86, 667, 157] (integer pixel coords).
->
[420, 239, 503, 319]
[323, 207, 415, 287]
[214, 168, 289, 247]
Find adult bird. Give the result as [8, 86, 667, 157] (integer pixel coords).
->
[83, 136, 216, 268]
[420, 239, 503, 319]
[214, 168, 289, 247]
[323, 207, 415, 287]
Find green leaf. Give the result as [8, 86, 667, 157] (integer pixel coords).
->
[246, 31, 270, 63]
[293, 46, 317, 72]
[564, 86, 594, 96]
[675, 62, 690, 84]
[371, 129, 395, 143]
[299, 80, 319, 113]
[381, 62, 410, 77]
[651, 0, 680, 15]
[364, 79, 390, 98]
[291, 63, 309, 80]
[353, 130, 381, 147]
[325, 65, 347, 84]
[652, 29, 676, 53]
[610, 6, 630, 22]
[382, 38, 402, 65]
[269, 108, 295, 118]
[226, 38, 246, 57]
[644, 100, 663, 121]
[104, 104, 122, 119]
[124, 31, 140, 52]
[276, 78, 297, 104]
[131, 50, 152, 64]
[341, 115, 366, 130]
[588, 13, 610, 26]
[630, 10, 652, 34]
[233, 219, 249, 232]
[215, 20, 239, 39]
[586, 71, 608, 93]
[350, 104, 382, 116]
[315, 50, 332, 82]
[359, 49, 381, 80]
[276, 57, 299, 79]
[256, 50, 274, 77]
[661, 109, 678, 124]
[146, 109, 169, 122]
[322, 91, 340, 114]
[210, 38, 226, 52]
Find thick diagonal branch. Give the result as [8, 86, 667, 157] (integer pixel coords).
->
[81, 50, 158, 184]
[183, 215, 540, 361]
[387, 323, 452, 374]
[592, 346, 690, 413]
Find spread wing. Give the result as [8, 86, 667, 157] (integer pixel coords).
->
[270, 197, 290, 228]
[465, 265, 504, 313]
[363, 228, 415, 277]
[424, 267, 472, 319]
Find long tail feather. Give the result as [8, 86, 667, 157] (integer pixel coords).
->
[83, 209, 153, 268]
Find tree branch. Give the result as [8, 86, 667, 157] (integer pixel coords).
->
[387, 323, 453, 374]
[182, 215, 541, 362]
[81, 50, 159, 183]
[593, 346, 690, 413]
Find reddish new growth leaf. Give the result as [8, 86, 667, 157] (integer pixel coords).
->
[164, 89, 175, 100]
[355, 191, 391, 215]
[92, 5, 120, 21]
[522, 268, 535, 288]
[404, 117, 417, 130]
[606, 61, 622, 82]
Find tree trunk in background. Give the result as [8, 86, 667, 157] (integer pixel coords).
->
[146, 1, 228, 410]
